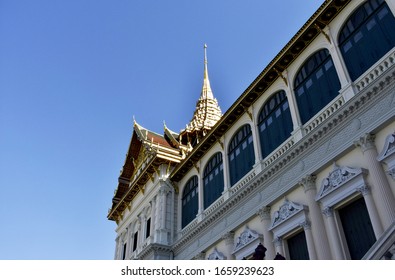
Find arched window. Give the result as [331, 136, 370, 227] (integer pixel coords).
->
[294, 49, 341, 124]
[203, 153, 224, 209]
[339, 0, 395, 81]
[228, 124, 255, 186]
[258, 90, 293, 159]
[181, 176, 198, 228]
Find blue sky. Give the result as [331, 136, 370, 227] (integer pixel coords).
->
[0, 0, 322, 259]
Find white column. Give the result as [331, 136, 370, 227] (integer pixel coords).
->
[300, 175, 332, 259]
[156, 184, 170, 244]
[154, 193, 161, 243]
[358, 185, 384, 238]
[221, 231, 235, 260]
[300, 221, 317, 260]
[151, 197, 157, 241]
[222, 148, 232, 200]
[284, 70, 303, 141]
[257, 206, 275, 259]
[126, 226, 132, 259]
[114, 236, 120, 260]
[273, 237, 284, 256]
[250, 120, 261, 166]
[355, 134, 395, 228]
[325, 26, 355, 101]
[197, 174, 204, 221]
[322, 207, 345, 259]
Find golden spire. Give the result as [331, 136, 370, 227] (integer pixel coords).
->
[184, 44, 222, 134]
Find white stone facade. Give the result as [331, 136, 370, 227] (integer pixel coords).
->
[111, 0, 395, 260]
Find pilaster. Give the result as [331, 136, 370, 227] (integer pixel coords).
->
[257, 206, 275, 259]
[221, 231, 235, 260]
[322, 207, 345, 259]
[357, 185, 383, 238]
[300, 175, 332, 259]
[273, 237, 284, 256]
[300, 221, 317, 260]
[355, 134, 395, 228]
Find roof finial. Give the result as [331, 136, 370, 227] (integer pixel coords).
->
[204, 43, 208, 79]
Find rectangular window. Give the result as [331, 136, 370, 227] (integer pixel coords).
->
[275, 108, 281, 118]
[325, 59, 333, 71]
[133, 232, 138, 252]
[342, 41, 353, 53]
[267, 116, 273, 125]
[242, 141, 247, 150]
[146, 218, 151, 239]
[367, 18, 377, 30]
[282, 101, 289, 110]
[378, 6, 389, 20]
[297, 87, 304, 97]
[306, 78, 313, 89]
[354, 31, 363, 43]
[316, 68, 323, 79]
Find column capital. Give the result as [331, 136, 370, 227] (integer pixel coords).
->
[273, 236, 283, 247]
[300, 220, 312, 230]
[257, 206, 271, 221]
[299, 174, 317, 193]
[221, 231, 235, 245]
[387, 168, 395, 180]
[354, 133, 376, 153]
[357, 185, 371, 196]
[322, 207, 334, 218]
[194, 251, 206, 260]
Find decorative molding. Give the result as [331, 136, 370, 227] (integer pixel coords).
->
[357, 185, 371, 196]
[354, 133, 376, 153]
[299, 174, 317, 193]
[221, 231, 235, 245]
[232, 227, 263, 260]
[299, 220, 311, 230]
[193, 252, 206, 260]
[316, 163, 368, 208]
[257, 206, 271, 221]
[270, 199, 305, 229]
[322, 207, 334, 218]
[233, 227, 260, 252]
[273, 236, 283, 247]
[208, 248, 226, 260]
[268, 199, 309, 241]
[377, 132, 395, 181]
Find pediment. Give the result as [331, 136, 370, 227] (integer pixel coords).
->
[317, 163, 366, 200]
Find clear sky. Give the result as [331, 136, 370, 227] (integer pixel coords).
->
[0, 0, 323, 259]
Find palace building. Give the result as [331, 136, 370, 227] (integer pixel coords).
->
[108, 0, 395, 260]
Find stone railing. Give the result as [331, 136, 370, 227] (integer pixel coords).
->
[354, 48, 395, 93]
[179, 219, 198, 237]
[303, 95, 345, 135]
[263, 136, 295, 168]
[203, 196, 225, 217]
[229, 169, 256, 196]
